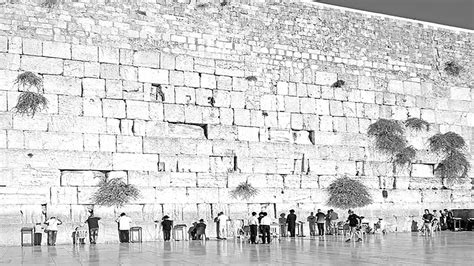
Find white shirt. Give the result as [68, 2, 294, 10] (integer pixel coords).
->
[117, 216, 132, 230]
[260, 216, 272, 226]
[248, 216, 258, 225]
[218, 214, 228, 223]
[45, 218, 61, 231]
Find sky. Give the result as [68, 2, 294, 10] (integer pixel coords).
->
[314, 0, 474, 30]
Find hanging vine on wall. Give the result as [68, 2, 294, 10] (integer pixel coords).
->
[92, 178, 141, 207]
[326, 176, 373, 209]
[428, 132, 471, 180]
[13, 72, 48, 117]
[230, 182, 259, 200]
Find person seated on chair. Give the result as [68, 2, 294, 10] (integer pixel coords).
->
[188, 222, 198, 240]
[195, 219, 207, 240]
[374, 218, 386, 234]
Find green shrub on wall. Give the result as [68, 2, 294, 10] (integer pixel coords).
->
[429, 132, 471, 180]
[327, 176, 372, 209]
[92, 178, 141, 207]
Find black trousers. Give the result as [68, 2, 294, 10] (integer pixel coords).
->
[249, 225, 258, 243]
[163, 230, 171, 241]
[288, 223, 296, 237]
[34, 233, 42, 245]
[261, 225, 271, 244]
[119, 230, 129, 243]
[317, 223, 325, 235]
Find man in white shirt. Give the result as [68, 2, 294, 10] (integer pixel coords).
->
[217, 212, 228, 239]
[116, 213, 132, 243]
[44, 216, 62, 246]
[248, 212, 259, 244]
[260, 212, 272, 244]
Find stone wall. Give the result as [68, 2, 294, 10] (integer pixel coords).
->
[0, 0, 472, 245]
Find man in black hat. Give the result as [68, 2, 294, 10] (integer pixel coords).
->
[160, 215, 173, 241]
[287, 210, 297, 237]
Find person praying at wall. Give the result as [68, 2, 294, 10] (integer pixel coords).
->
[188, 222, 198, 240]
[287, 210, 297, 237]
[158, 215, 173, 241]
[195, 219, 207, 240]
[278, 213, 287, 237]
[329, 209, 339, 235]
[34, 222, 44, 246]
[217, 212, 228, 240]
[307, 212, 317, 236]
[248, 212, 259, 244]
[316, 209, 326, 236]
[83, 211, 101, 244]
[44, 216, 62, 246]
[260, 212, 272, 244]
[116, 213, 132, 243]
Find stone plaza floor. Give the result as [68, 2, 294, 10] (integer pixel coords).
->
[0, 232, 472, 265]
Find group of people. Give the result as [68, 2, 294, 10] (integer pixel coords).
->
[420, 209, 454, 236]
[305, 209, 339, 236]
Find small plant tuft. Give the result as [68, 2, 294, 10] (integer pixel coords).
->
[220, 0, 229, 6]
[230, 182, 259, 200]
[327, 176, 372, 209]
[428, 132, 466, 153]
[92, 178, 141, 207]
[14, 92, 48, 117]
[245, 76, 257, 82]
[428, 132, 470, 181]
[368, 119, 405, 154]
[393, 146, 416, 167]
[136, 10, 147, 16]
[41, 0, 59, 8]
[444, 61, 462, 76]
[405, 118, 430, 131]
[196, 3, 210, 8]
[14, 71, 43, 91]
[331, 79, 345, 88]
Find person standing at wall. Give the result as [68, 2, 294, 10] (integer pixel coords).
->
[329, 209, 339, 235]
[287, 210, 297, 237]
[84, 211, 101, 244]
[260, 212, 272, 244]
[422, 209, 433, 236]
[248, 212, 259, 244]
[34, 222, 44, 246]
[307, 212, 317, 236]
[345, 210, 362, 242]
[278, 213, 287, 237]
[156, 215, 173, 241]
[217, 212, 228, 240]
[195, 219, 207, 240]
[116, 213, 132, 243]
[432, 210, 440, 232]
[44, 216, 62, 246]
[316, 209, 326, 236]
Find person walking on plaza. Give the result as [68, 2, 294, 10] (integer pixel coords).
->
[248, 212, 259, 244]
[116, 213, 132, 243]
[84, 211, 101, 244]
[278, 213, 287, 237]
[44, 216, 62, 246]
[217, 212, 228, 240]
[329, 209, 339, 235]
[195, 219, 207, 240]
[260, 212, 272, 244]
[345, 210, 362, 242]
[307, 212, 317, 236]
[157, 215, 173, 241]
[422, 209, 433, 236]
[287, 209, 297, 237]
[316, 209, 326, 236]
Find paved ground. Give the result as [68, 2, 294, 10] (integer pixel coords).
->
[0, 232, 472, 265]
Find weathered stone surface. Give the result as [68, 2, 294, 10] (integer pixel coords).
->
[113, 153, 158, 171]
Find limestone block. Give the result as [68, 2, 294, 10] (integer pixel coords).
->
[0, 113, 12, 129]
[209, 156, 234, 173]
[195, 88, 213, 106]
[128, 187, 156, 204]
[21, 55, 63, 74]
[293, 131, 312, 145]
[264, 111, 278, 128]
[159, 155, 178, 172]
[133, 51, 160, 68]
[148, 102, 164, 121]
[315, 71, 337, 86]
[118, 49, 133, 65]
[81, 97, 101, 117]
[0, 53, 20, 70]
[450, 87, 471, 101]
[199, 73, 215, 89]
[219, 108, 233, 125]
[315, 99, 330, 115]
[98, 134, 115, 152]
[125, 100, 149, 120]
[98, 47, 119, 64]
[182, 71, 199, 87]
[291, 113, 304, 130]
[411, 164, 434, 178]
[170, 71, 184, 86]
[213, 90, 231, 107]
[50, 115, 106, 134]
[82, 77, 105, 97]
[50, 187, 78, 205]
[120, 119, 135, 135]
[168, 172, 197, 187]
[128, 171, 170, 187]
[83, 62, 100, 78]
[278, 112, 291, 129]
[0, 70, 18, 92]
[163, 104, 185, 122]
[72, 44, 98, 61]
[443, 178, 472, 190]
[216, 76, 232, 91]
[12, 114, 48, 131]
[76, 187, 96, 204]
[138, 67, 168, 84]
[82, 133, 99, 151]
[451, 189, 471, 202]
[253, 158, 277, 174]
[175, 55, 193, 71]
[116, 135, 142, 153]
[175, 86, 196, 104]
[387, 80, 403, 94]
[24, 131, 83, 151]
[301, 174, 318, 189]
[1, 167, 60, 187]
[170, 123, 206, 139]
[63, 60, 84, 77]
[358, 76, 375, 91]
[237, 126, 259, 142]
[102, 99, 126, 118]
[281, 188, 313, 203]
[269, 129, 292, 143]
[281, 174, 300, 189]
[42, 75, 81, 96]
[232, 108, 249, 126]
[232, 77, 248, 92]
[197, 173, 227, 188]
[0, 186, 49, 205]
[113, 153, 158, 171]
[207, 125, 237, 140]
[0, 130, 5, 148]
[42, 41, 70, 59]
[144, 121, 168, 137]
[176, 155, 209, 173]
[119, 65, 137, 81]
[57, 95, 82, 116]
[212, 140, 249, 157]
[100, 63, 120, 80]
[0, 36, 5, 52]
[298, 97, 313, 114]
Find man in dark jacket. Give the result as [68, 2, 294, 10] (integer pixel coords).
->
[84, 211, 101, 244]
[345, 210, 362, 242]
[287, 209, 297, 237]
[195, 219, 207, 240]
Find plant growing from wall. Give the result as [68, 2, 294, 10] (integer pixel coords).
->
[428, 132, 470, 180]
[245, 76, 257, 82]
[92, 178, 141, 207]
[405, 118, 430, 131]
[42, 0, 59, 8]
[367, 119, 405, 154]
[326, 176, 373, 209]
[230, 182, 259, 200]
[13, 72, 48, 117]
[331, 80, 345, 88]
[443, 61, 462, 76]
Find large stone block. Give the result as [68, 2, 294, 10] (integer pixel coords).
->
[12, 114, 49, 131]
[116, 135, 142, 153]
[21, 55, 63, 74]
[50, 187, 78, 204]
[133, 51, 160, 68]
[50, 115, 106, 134]
[102, 99, 126, 118]
[0, 167, 60, 187]
[113, 153, 158, 171]
[168, 123, 205, 139]
[197, 173, 227, 188]
[176, 155, 209, 173]
[43, 75, 81, 96]
[72, 44, 98, 61]
[82, 77, 106, 98]
[0, 53, 20, 70]
[315, 71, 337, 86]
[43, 41, 71, 59]
[0, 186, 49, 205]
[24, 131, 83, 151]
[128, 171, 171, 187]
